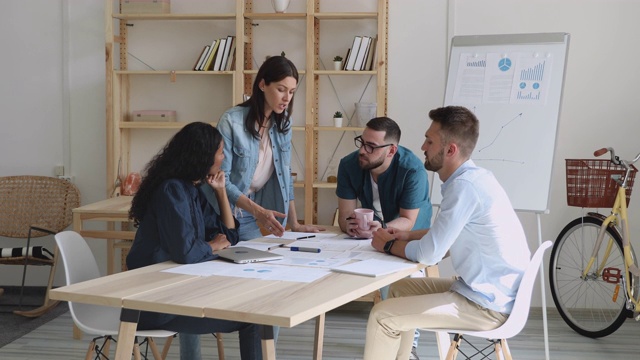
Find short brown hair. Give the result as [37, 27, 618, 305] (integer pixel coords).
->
[428, 106, 479, 158]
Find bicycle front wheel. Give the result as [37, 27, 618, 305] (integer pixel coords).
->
[549, 216, 631, 338]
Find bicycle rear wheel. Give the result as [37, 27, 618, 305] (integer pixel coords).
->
[549, 216, 632, 338]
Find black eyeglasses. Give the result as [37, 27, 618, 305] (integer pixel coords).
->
[354, 136, 393, 154]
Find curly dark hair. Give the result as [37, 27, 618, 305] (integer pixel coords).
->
[129, 122, 222, 225]
[239, 55, 298, 139]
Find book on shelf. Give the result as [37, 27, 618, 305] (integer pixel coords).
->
[344, 36, 362, 71]
[219, 35, 234, 72]
[341, 48, 351, 70]
[213, 38, 227, 71]
[224, 36, 237, 71]
[202, 39, 220, 71]
[193, 45, 210, 71]
[353, 36, 371, 71]
[365, 35, 378, 71]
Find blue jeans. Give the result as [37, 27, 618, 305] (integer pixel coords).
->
[236, 206, 281, 341]
[178, 208, 279, 359]
[137, 312, 262, 360]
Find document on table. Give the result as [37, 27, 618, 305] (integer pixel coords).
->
[162, 261, 330, 283]
[286, 239, 363, 252]
[270, 248, 352, 268]
[331, 259, 417, 277]
[264, 231, 338, 240]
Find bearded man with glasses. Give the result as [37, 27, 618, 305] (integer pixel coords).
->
[336, 116, 432, 359]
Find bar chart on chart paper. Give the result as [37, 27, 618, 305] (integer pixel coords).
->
[511, 55, 552, 104]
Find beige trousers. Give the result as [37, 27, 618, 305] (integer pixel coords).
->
[363, 277, 508, 360]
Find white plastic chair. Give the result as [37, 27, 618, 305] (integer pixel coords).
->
[55, 230, 176, 360]
[421, 240, 552, 360]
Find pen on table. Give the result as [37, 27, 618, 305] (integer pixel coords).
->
[295, 235, 316, 240]
[290, 246, 321, 253]
[267, 244, 284, 251]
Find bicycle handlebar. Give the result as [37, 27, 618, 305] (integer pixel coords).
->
[593, 147, 640, 170]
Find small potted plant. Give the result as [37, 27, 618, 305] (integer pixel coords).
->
[333, 111, 343, 127]
[333, 55, 343, 71]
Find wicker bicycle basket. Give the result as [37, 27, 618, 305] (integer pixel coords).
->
[566, 159, 637, 208]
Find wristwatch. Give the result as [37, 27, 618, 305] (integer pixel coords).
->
[383, 238, 396, 255]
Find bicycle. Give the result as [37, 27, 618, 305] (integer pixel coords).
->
[549, 147, 640, 338]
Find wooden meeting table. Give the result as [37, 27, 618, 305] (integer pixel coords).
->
[49, 239, 426, 359]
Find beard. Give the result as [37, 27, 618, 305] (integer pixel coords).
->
[359, 154, 385, 171]
[424, 148, 444, 172]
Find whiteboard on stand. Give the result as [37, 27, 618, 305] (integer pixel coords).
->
[430, 33, 570, 213]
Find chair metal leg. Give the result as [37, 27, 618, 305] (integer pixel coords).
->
[17, 228, 34, 309]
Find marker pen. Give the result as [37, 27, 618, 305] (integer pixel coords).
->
[290, 246, 321, 253]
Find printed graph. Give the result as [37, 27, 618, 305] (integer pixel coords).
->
[519, 60, 546, 81]
[467, 59, 486, 67]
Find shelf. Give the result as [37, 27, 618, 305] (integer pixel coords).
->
[314, 12, 378, 20]
[120, 121, 217, 129]
[244, 13, 307, 20]
[113, 13, 236, 20]
[314, 126, 364, 131]
[243, 69, 306, 75]
[106, 0, 387, 226]
[313, 182, 338, 189]
[315, 70, 376, 75]
[114, 70, 234, 76]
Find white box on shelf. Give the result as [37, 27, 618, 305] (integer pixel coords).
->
[131, 110, 176, 122]
[120, 0, 170, 14]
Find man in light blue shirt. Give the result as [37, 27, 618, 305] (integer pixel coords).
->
[363, 106, 531, 359]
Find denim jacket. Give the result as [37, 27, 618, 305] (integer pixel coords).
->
[216, 105, 294, 225]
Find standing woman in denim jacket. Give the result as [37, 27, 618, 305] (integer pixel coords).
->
[214, 55, 324, 239]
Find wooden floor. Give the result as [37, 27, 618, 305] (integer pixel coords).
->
[0, 303, 639, 359]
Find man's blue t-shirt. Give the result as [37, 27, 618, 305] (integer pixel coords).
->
[336, 145, 432, 229]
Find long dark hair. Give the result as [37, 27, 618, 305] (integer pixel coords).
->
[239, 55, 298, 138]
[129, 122, 222, 225]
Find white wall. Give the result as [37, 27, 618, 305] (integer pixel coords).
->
[3, 0, 640, 310]
[0, 0, 106, 287]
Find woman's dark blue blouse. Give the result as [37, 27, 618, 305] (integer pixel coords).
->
[126, 179, 239, 270]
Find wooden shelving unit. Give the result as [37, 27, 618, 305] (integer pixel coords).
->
[105, 0, 387, 224]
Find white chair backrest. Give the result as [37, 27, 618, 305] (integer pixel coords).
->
[55, 231, 101, 285]
[478, 240, 552, 339]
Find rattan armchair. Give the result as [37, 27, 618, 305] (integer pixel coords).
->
[0, 175, 80, 317]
